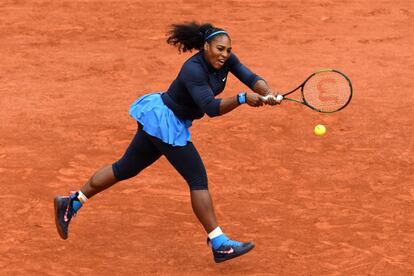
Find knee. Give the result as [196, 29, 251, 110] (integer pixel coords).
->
[112, 162, 141, 181]
[188, 174, 208, 191]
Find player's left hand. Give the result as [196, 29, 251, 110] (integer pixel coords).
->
[262, 92, 283, 105]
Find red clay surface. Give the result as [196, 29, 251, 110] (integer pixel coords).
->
[1, 0, 413, 275]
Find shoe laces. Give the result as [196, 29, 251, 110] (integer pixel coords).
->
[223, 239, 243, 248]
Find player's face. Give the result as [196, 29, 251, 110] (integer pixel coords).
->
[204, 35, 232, 70]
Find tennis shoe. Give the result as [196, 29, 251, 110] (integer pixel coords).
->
[54, 193, 78, 239]
[208, 237, 255, 263]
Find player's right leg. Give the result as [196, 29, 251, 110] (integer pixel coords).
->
[54, 165, 116, 239]
[54, 124, 162, 239]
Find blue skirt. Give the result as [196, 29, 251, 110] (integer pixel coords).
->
[129, 93, 192, 147]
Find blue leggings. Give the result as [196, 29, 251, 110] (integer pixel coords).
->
[112, 123, 208, 190]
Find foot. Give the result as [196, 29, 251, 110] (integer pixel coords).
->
[54, 194, 77, 239]
[208, 237, 255, 263]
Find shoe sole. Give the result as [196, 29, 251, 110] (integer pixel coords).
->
[54, 197, 68, 240]
[214, 243, 255, 263]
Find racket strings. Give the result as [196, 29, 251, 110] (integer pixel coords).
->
[303, 72, 351, 112]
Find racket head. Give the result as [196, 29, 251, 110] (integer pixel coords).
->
[300, 69, 353, 113]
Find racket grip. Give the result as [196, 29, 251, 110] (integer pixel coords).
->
[263, 94, 284, 102]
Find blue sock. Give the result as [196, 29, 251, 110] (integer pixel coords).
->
[211, 234, 228, 250]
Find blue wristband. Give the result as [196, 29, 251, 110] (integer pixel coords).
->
[237, 93, 247, 104]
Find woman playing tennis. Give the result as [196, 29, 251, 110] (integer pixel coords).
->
[54, 22, 281, 263]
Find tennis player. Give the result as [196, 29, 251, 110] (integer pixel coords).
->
[54, 22, 281, 263]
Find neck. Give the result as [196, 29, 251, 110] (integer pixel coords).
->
[201, 51, 217, 72]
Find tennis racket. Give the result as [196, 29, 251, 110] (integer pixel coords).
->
[266, 69, 353, 113]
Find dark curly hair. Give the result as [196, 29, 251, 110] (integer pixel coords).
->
[166, 22, 228, 53]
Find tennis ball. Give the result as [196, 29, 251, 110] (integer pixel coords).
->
[314, 124, 326, 136]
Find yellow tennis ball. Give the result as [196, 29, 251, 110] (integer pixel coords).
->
[314, 124, 326, 136]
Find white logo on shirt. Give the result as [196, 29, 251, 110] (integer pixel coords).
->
[222, 77, 226, 82]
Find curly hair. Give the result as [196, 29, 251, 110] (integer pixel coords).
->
[166, 22, 228, 53]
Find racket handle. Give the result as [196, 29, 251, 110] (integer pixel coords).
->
[263, 94, 284, 102]
[276, 94, 284, 101]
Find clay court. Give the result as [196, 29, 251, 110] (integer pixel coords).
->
[1, 0, 413, 275]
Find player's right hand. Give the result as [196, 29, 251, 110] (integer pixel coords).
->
[246, 93, 265, 107]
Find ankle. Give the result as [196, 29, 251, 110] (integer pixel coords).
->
[210, 234, 228, 250]
[69, 191, 88, 213]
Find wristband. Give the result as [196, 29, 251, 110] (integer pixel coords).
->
[237, 93, 247, 105]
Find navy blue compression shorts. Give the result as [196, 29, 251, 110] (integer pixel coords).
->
[112, 123, 208, 190]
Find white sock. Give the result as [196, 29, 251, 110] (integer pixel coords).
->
[208, 226, 223, 240]
[77, 191, 88, 204]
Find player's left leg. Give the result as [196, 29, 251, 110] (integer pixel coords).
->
[147, 135, 255, 263]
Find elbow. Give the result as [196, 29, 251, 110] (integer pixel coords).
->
[250, 76, 264, 90]
[206, 111, 220, 118]
[205, 106, 221, 117]
[203, 99, 222, 117]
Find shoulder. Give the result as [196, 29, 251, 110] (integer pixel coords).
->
[180, 52, 208, 80]
[227, 52, 241, 67]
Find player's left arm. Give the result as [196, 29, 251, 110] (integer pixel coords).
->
[228, 53, 280, 105]
[181, 64, 261, 117]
